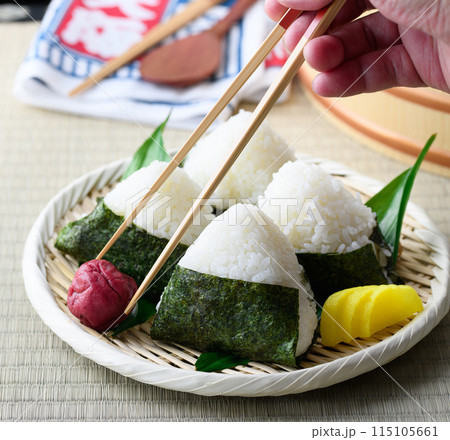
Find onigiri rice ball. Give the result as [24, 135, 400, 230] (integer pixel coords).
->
[179, 203, 317, 356]
[183, 110, 295, 209]
[258, 159, 377, 254]
[104, 160, 214, 246]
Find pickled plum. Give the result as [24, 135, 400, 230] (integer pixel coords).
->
[67, 259, 137, 332]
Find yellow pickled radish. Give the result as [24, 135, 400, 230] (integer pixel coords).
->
[339, 285, 378, 343]
[320, 287, 359, 347]
[320, 284, 424, 347]
[349, 287, 377, 336]
[358, 285, 424, 337]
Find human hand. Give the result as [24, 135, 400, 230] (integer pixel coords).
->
[265, 0, 450, 96]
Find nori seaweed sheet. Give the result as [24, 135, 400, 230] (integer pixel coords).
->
[369, 225, 404, 285]
[151, 266, 301, 367]
[55, 199, 187, 304]
[296, 243, 388, 306]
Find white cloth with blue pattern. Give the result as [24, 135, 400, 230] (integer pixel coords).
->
[13, 0, 289, 130]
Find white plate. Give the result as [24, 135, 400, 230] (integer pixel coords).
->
[22, 157, 450, 396]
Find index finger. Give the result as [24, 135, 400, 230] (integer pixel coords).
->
[265, 0, 290, 22]
[279, 0, 332, 9]
[265, 0, 332, 21]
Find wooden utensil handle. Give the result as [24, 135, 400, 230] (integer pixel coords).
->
[139, 0, 223, 47]
[212, 0, 257, 37]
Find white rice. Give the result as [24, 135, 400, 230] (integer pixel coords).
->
[104, 161, 213, 246]
[183, 110, 295, 208]
[179, 203, 317, 356]
[259, 159, 376, 254]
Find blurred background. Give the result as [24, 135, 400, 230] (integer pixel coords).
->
[0, 0, 50, 21]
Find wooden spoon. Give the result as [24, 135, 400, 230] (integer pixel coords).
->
[139, 0, 257, 87]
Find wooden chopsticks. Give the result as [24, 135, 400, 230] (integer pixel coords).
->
[123, 0, 348, 314]
[96, 7, 302, 261]
[69, 0, 224, 96]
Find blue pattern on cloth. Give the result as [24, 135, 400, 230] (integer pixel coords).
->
[13, 0, 288, 130]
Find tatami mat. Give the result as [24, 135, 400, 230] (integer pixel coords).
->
[1, 22, 449, 422]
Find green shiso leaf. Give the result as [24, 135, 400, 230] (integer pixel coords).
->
[297, 243, 387, 306]
[55, 198, 187, 304]
[112, 297, 157, 336]
[195, 352, 250, 372]
[152, 266, 301, 367]
[366, 134, 436, 264]
[121, 112, 171, 181]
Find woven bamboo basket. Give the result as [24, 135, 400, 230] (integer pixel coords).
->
[22, 156, 450, 396]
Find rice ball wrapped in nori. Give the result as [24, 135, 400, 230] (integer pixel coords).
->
[151, 203, 317, 367]
[183, 110, 295, 209]
[258, 159, 377, 254]
[258, 159, 388, 304]
[55, 161, 214, 302]
[104, 160, 213, 246]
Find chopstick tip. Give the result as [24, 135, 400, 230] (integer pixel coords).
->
[124, 301, 135, 315]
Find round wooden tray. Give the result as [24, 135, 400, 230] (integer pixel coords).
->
[298, 66, 450, 177]
[22, 156, 450, 396]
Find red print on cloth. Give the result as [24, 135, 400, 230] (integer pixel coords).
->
[264, 40, 288, 68]
[55, 0, 170, 60]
